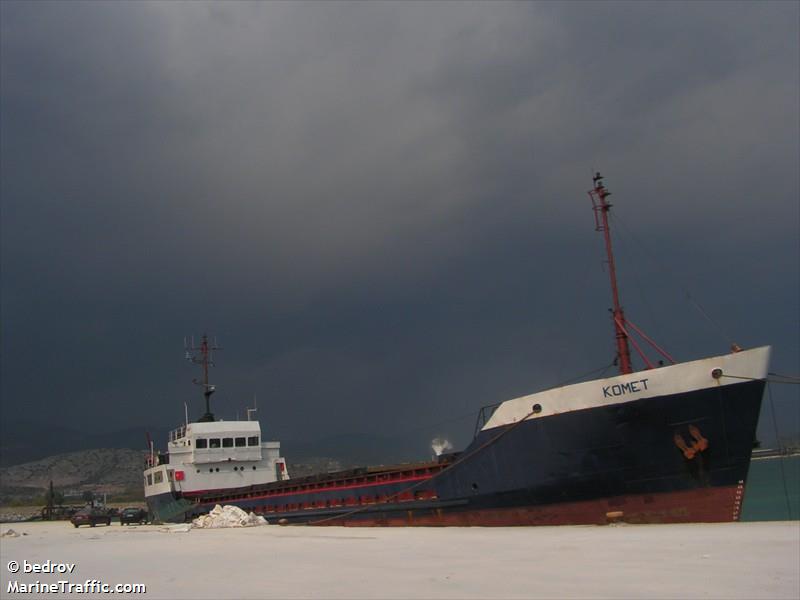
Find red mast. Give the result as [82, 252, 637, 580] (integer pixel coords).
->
[589, 173, 633, 375]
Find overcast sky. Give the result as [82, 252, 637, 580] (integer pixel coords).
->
[1, 1, 797, 453]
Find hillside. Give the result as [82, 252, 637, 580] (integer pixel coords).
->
[0, 449, 375, 505]
[1, 420, 433, 468]
[0, 448, 146, 503]
[0, 420, 169, 468]
[0, 423, 438, 504]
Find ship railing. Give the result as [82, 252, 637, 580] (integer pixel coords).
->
[473, 402, 501, 437]
[169, 425, 186, 443]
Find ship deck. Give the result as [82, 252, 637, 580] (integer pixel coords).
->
[181, 458, 452, 505]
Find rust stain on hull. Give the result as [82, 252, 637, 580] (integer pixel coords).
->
[317, 485, 740, 527]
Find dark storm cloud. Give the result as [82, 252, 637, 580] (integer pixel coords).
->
[2, 1, 797, 450]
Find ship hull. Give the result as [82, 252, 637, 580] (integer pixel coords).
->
[147, 367, 766, 526]
[283, 485, 743, 526]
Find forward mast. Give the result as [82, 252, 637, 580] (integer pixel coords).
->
[589, 173, 633, 375]
[589, 173, 676, 374]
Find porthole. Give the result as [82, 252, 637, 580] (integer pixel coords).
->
[532, 403, 542, 414]
[471, 482, 479, 491]
[215, 468, 219, 472]
[711, 368, 723, 379]
[209, 468, 213, 473]
[252, 466, 257, 470]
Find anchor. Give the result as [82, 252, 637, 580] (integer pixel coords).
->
[674, 425, 709, 460]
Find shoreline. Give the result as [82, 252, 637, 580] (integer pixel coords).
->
[2, 520, 797, 599]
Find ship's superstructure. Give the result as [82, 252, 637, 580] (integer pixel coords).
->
[144, 336, 288, 522]
[144, 175, 770, 526]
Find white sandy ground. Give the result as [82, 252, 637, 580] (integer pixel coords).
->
[0, 521, 798, 599]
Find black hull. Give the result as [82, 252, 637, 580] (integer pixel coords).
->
[147, 379, 765, 526]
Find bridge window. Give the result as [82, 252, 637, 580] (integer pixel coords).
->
[247, 436, 259, 446]
[195, 438, 208, 449]
[145, 475, 152, 486]
[153, 471, 164, 484]
[222, 438, 233, 448]
[235, 437, 246, 447]
[209, 438, 221, 448]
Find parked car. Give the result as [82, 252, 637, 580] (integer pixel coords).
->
[119, 507, 148, 525]
[41, 505, 81, 521]
[70, 508, 111, 528]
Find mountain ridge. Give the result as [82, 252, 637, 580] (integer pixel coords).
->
[1, 420, 432, 468]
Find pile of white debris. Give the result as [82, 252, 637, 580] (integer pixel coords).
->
[191, 505, 268, 529]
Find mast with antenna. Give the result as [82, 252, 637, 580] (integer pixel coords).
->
[247, 394, 258, 422]
[588, 173, 677, 375]
[589, 173, 633, 375]
[185, 334, 221, 422]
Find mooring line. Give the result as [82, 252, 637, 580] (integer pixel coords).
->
[306, 405, 540, 526]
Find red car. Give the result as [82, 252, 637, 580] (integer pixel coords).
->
[70, 508, 111, 528]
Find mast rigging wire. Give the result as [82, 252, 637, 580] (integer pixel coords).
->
[609, 212, 737, 348]
[767, 383, 794, 519]
[308, 401, 543, 526]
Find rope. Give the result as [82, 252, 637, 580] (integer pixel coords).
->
[553, 361, 618, 388]
[609, 212, 737, 347]
[304, 365, 784, 525]
[767, 372, 800, 384]
[376, 362, 617, 441]
[721, 373, 800, 385]
[307, 404, 541, 525]
[608, 213, 662, 344]
[767, 383, 793, 519]
[723, 376, 794, 516]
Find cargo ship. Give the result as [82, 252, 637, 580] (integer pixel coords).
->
[144, 174, 770, 525]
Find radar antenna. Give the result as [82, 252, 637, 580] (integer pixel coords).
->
[184, 334, 221, 422]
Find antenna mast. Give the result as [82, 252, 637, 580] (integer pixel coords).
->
[589, 173, 633, 375]
[247, 395, 258, 422]
[185, 334, 221, 422]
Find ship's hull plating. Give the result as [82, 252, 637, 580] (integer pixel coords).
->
[147, 376, 765, 526]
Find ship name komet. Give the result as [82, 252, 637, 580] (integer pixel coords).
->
[603, 378, 649, 398]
